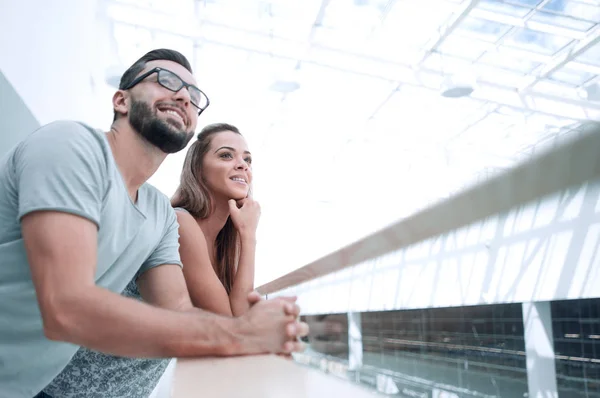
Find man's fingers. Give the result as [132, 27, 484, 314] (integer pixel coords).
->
[283, 302, 300, 317]
[295, 321, 309, 338]
[286, 321, 309, 338]
[276, 295, 297, 303]
[283, 340, 306, 353]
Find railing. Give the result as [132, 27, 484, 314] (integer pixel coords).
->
[171, 123, 600, 397]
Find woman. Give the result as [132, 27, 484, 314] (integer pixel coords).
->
[172, 122, 260, 316]
[41, 123, 260, 398]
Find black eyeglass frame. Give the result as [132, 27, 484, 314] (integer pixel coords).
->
[122, 67, 210, 116]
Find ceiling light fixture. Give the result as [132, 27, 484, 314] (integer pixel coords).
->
[440, 74, 475, 98]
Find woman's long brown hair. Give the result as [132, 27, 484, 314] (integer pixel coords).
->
[171, 123, 242, 294]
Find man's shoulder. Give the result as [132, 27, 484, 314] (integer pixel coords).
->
[20, 120, 107, 157]
[35, 120, 101, 138]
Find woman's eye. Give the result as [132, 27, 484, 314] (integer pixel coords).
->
[220, 153, 233, 159]
[245, 157, 252, 164]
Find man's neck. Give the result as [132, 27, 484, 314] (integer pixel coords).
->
[106, 122, 166, 202]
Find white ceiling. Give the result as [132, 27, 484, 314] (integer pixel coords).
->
[101, 0, 600, 284]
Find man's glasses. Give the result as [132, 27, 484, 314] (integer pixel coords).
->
[122, 67, 210, 116]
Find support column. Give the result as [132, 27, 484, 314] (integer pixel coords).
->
[522, 301, 558, 398]
[347, 312, 363, 370]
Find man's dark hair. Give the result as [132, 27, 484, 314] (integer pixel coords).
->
[113, 48, 193, 120]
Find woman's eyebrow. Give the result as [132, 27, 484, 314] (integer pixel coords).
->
[214, 146, 251, 155]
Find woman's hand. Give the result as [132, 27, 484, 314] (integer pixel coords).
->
[228, 198, 261, 237]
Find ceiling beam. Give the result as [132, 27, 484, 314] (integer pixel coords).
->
[520, 25, 600, 92]
[416, 0, 481, 66]
[428, 0, 481, 53]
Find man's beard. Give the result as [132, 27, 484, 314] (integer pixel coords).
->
[129, 100, 193, 154]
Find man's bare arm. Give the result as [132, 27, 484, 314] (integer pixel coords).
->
[23, 211, 307, 357]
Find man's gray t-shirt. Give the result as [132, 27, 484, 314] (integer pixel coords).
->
[0, 121, 182, 398]
[43, 279, 172, 398]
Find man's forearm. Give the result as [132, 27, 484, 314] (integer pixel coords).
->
[229, 234, 256, 316]
[46, 285, 244, 358]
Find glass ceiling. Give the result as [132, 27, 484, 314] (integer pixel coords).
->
[101, 0, 600, 284]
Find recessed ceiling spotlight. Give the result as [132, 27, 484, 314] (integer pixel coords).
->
[440, 75, 475, 98]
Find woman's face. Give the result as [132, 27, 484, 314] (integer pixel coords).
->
[201, 131, 252, 201]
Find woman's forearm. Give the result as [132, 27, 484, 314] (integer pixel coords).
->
[229, 234, 256, 316]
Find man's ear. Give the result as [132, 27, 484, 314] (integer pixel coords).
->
[112, 90, 129, 117]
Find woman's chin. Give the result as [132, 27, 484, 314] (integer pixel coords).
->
[229, 190, 249, 201]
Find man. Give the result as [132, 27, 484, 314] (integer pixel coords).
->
[0, 49, 308, 398]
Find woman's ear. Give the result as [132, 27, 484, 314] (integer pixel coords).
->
[112, 90, 129, 117]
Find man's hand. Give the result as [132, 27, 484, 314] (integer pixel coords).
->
[246, 291, 297, 307]
[239, 292, 308, 354]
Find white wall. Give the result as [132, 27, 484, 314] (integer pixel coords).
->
[0, 70, 39, 156]
[0, 0, 114, 133]
[276, 179, 600, 314]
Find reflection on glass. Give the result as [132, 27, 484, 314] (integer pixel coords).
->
[438, 36, 490, 60]
[550, 67, 596, 86]
[505, 28, 573, 54]
[530, 11, 596, 32]
[514, 0, 544, 6]
[577, 44, 600, 66]
[298, 299, 600, 397]
[478, 49, 541, 73]
[543, 0, 600, 23]
[302, 314, 349, 360]
[458, 16, 512, 42]
[478, 0, 532, 17]
[552, 298, 600, 398]
[299, 304, 528, 397]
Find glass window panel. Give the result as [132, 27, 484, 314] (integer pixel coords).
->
[534, 80, 584, 99]
[479, 49, 542, 73]
[423, 52, 473, 73]
[148, 0, 195, 15]
[321, 0, 381, 32]
[308, 47, 416, 83]
[577, 43, 600, 66]
[514, 0, 543, 5]
[115, 0, 152, 5]
[505, 28, 573, 54]
[439, 36, 490, 60]
[543, 0, 600, 23]
[312, 28, 423, 65]
[456, 16, 513, 42]
[381, 0, 458, 48]
[478, 0, 532, 17]
[113, 24, 154, 66]
[550, 67, 596, 85]
[529, 11, 596, 31]
[476, 65, 529, 87]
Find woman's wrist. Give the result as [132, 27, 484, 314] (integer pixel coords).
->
[239, 231, 257, 244]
